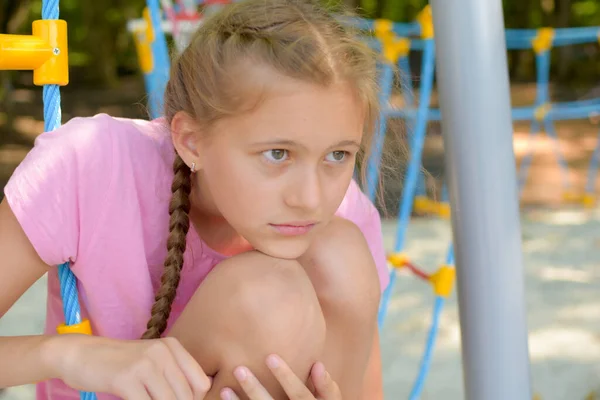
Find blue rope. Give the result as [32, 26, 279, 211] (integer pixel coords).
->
[146, 0, 171, 118]
[42, 1, 96, 399]
[409, 296, 445, 400]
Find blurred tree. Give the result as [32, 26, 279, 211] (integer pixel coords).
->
[0, 0, 597, 93]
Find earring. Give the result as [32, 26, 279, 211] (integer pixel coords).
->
[190, 162, 196, 173]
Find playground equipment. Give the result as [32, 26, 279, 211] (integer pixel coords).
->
[0, 0, 598, 398]
[0, 1, 96, 399]
[429, 0, 532, 397]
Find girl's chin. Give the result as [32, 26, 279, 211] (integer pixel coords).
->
[250, 237, 312, 261]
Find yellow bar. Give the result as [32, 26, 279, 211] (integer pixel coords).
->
[0, 34, 53, 70]
[0, 19, 68, 86]
[143, 8, 155, 43]
[134, 31, 154, 74]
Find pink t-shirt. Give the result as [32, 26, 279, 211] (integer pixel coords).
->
[4, 113, 389, 399]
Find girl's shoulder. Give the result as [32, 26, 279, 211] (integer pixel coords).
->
[3, 114, 175, 267]
[33, 113, 173, 161]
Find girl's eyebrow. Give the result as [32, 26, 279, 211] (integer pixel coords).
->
[252, 139, 361, 149]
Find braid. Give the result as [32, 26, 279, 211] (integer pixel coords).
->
[141, 155, 192, 339]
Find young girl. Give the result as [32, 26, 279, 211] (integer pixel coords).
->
[0, 0, 391, 399]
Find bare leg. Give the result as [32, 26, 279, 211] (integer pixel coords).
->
[168, 218, 381, 399]
[168, 250, 326, 399]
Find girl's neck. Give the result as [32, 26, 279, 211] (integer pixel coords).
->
[189, 209, 253, 257]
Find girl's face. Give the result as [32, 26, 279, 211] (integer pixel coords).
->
[183, 75, 365, 260]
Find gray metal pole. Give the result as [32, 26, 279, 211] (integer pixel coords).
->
[428, 1, 532, 399]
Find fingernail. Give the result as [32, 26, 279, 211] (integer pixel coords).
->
[234, 366, 247, 382]
[266, 354, 279, 369]
[314, 361, 325, 376]
[220, 388, 233, 400]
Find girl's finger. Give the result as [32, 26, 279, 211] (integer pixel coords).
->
[163, 338, 212, 398]
[163, 359, 194, 400]
[265, 355, 314, 400]
[220, 387, 241, 400]
[233, 366, 273, 400]
[144, 374, 177, 400]
[117, 381, 152, 400]
[310, 362, 341, 400]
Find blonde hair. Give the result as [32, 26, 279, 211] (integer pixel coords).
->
[141, 0, 383, 339]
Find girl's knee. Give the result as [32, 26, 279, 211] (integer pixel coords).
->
[168, 251, 326, 398]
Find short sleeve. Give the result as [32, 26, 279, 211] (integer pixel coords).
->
[3, 114, 115, 267]
[336, 180, 390, 292]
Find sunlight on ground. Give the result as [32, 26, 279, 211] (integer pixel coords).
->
[529, 327, 600, 361]
[538, 266, 595, 283]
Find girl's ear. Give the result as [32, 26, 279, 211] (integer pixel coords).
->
[171, 111, 204, 170]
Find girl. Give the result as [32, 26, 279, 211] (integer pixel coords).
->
[0, 0, 391, 399]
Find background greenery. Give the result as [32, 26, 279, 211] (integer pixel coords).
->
[1, 0, 599, 89]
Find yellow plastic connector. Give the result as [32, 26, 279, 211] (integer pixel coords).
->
[534, 103, 551, 121]
[429, 264, 455, 297]
[57, 319, 92, 335]
[414, 195, 433, 214]
[387, 252, 409, 269]
[373, 19, 393, 41]
[435, 202, 451, 220]
[583, 193, 596, 208]
[373, 19, 410, 64]
[134, 8, 155, 74]
[382, 37, 410, 64]
[143, 8, 155, 43]
[0, 19, 68, 86]
[532, 28, 555, 54]
[416, 6, 434, 39]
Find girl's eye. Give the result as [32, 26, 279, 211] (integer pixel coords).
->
[325, 151, 347, 163]
[262, 149, 289, 163]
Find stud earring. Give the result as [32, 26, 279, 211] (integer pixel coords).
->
[190, 162, 196, 173]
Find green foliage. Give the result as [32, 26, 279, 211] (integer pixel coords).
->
[2, 0, 598, 89]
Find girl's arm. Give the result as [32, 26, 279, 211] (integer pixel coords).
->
[0, 199, 212, 396]
[0, 199, 58, 387]
[361, 331, 384, 399]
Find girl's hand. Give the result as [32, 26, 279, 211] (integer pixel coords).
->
[47, 334, 212, 399]
[220, 355, 341, 400]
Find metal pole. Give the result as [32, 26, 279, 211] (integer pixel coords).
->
[428, 1, 532, 399]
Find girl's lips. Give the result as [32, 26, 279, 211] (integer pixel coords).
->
[269, 222, 317, 236]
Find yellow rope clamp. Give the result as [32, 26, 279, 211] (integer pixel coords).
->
[534, 102, 551, 121]
[387, 252, 409, 269]
[414, 197, 451, 219]
[532, 27, 555, 54]
[373, 19, 410, 64]
[414, 195, 434, 214]
[57, 319, 93, 335]
[0, 19, 69, 86]
[583, 193, 596, 208]
[429, 264, 455, 297]
[416, 6, 434, 39]
[435, 202, 451, 220]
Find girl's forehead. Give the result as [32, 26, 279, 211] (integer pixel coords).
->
[219, 85, 364, 145]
